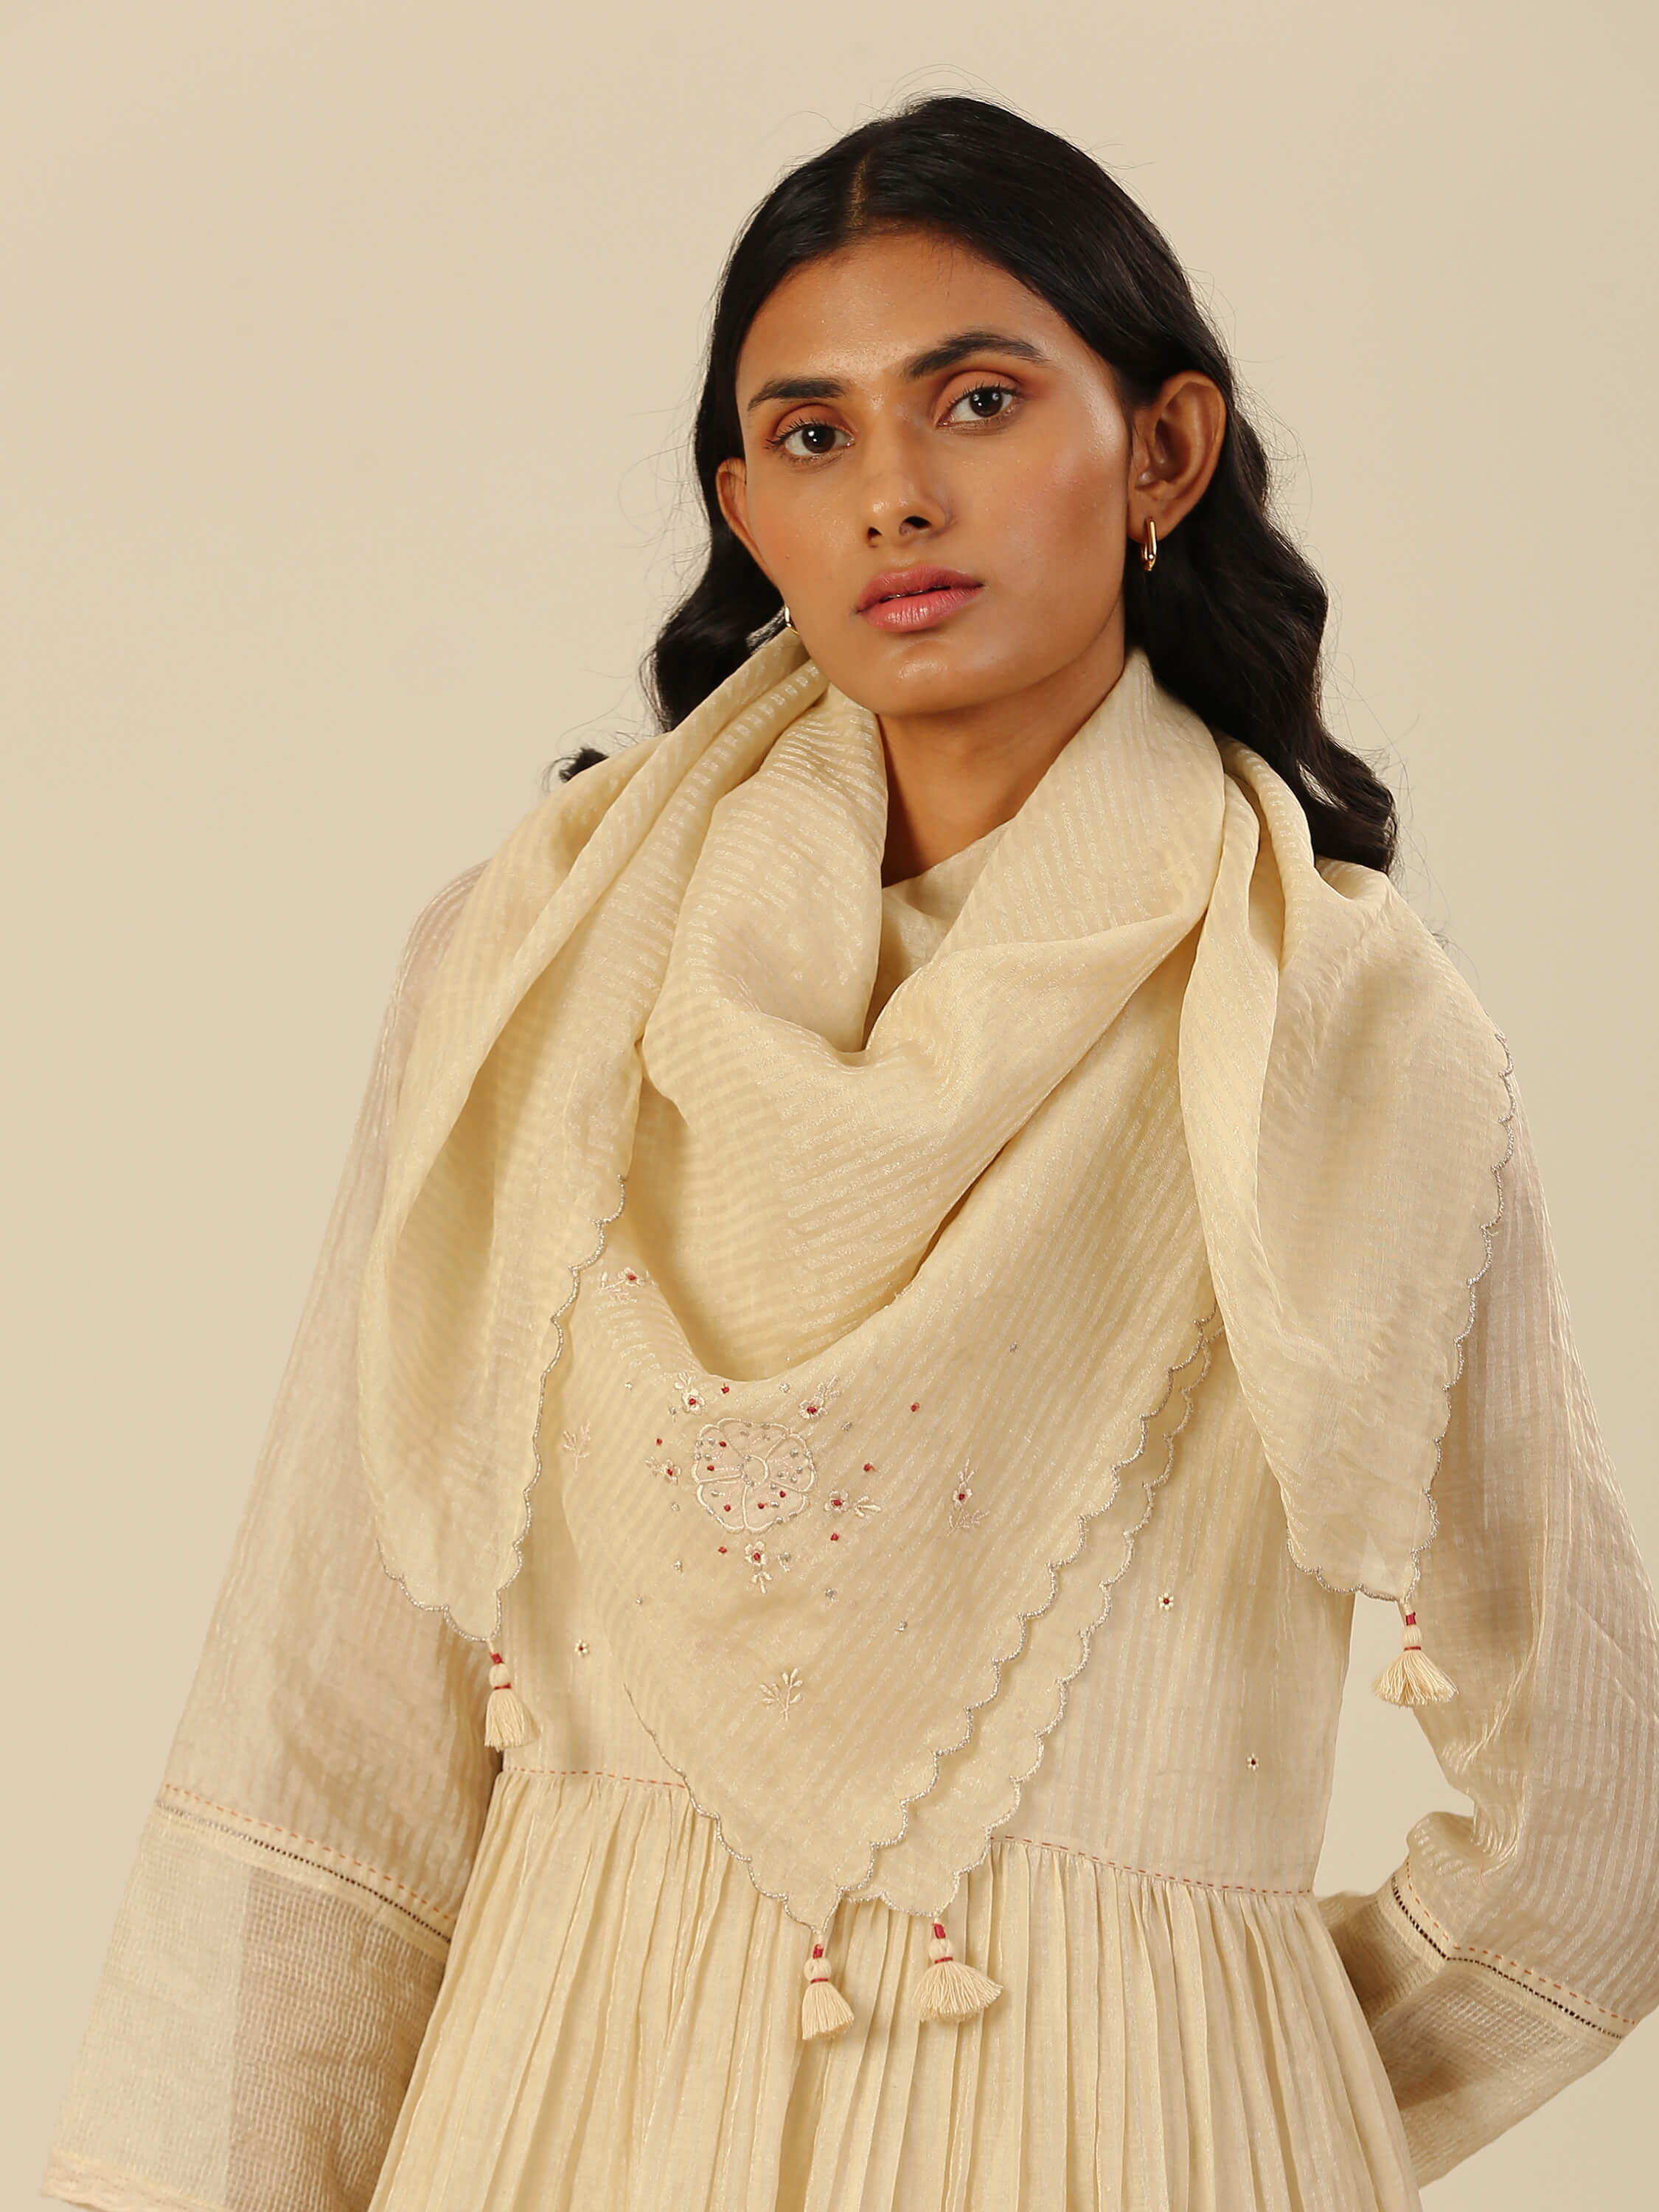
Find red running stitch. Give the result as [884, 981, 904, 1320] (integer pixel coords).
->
[159, 1784, 453, 1922]
[501, 1778, 1319, 1899]
[1399, 1862, 1636, 2028]
[999, 1832, 1313, 1899]
[504, 1764, 691, 1791]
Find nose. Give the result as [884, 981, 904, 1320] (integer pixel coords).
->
[858, 422, 949, 545]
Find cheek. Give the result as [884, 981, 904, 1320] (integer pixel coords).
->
[990, 432, 1127, 586]
[740, 473, 830, 585]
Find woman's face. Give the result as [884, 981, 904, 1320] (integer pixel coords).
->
[716, 228, 1213, 726]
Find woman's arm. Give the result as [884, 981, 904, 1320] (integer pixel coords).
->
[44, 866, 498, 2212]
[1318, 1074, 1659, 2184]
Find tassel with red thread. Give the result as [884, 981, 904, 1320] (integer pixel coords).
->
[1372, 1607, 1457, 1707]
[916, 1914, 1001, 2023]
[800, 1934, 855, 2040]
[483, 1644, 532, 1750]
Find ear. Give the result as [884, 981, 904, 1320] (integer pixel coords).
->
[715, 456, 768, 574]
[1127, 372, 1228, 549]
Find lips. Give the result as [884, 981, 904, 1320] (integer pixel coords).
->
[855, 565, 983, 633]
[856, 565, 981, 612]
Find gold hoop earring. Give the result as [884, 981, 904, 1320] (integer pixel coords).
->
[782, 604, 794, 630]
[1141, 518, 1158, 574]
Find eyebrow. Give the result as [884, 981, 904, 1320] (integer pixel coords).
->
[742, 327, 1050, 413]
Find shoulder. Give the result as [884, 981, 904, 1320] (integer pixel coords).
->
[383, 730, 666, 1037]
[394, 862, 489, 985]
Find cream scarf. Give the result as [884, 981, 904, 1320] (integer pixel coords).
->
[358, 632, 1513, 1947]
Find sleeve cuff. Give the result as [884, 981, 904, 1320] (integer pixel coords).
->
[46, 1798, 446, 2212]
[1319, 1861, 1630, 2183]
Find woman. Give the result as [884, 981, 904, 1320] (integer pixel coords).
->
[46, 93, 1659, 2212]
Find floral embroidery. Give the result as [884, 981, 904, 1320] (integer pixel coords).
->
[599, 1265, 650, 1300]
[561, 1425, 592, 1464]
[759, 1666, 803, 1720]
[822, 1486, 881, 1520]
[1159, 1591, 1175, 1611]
[947, 1465, 989, 1532]
[693, 1419, 817, 1545]
[650, 1372, 888, 1590]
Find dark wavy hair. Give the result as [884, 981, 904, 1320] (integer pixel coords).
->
[568, 93, 1395, 874]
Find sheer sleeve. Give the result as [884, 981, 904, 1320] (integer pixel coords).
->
[44, 866, 498, 2212]
[1318, 1073, 1659, 2185]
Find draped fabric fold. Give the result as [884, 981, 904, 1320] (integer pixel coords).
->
[357, 635, 1514, 1933]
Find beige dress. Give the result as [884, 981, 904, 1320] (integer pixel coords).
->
[44, 831, 1659, 2212]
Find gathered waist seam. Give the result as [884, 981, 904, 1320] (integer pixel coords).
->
[496, 1765, 1313, 1899]
[996, 1829, 1312, 1897]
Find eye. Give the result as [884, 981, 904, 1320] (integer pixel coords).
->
[771, 418, 849, 460]
[944, 380, 1020, 425]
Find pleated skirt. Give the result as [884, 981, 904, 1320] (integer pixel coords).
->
[369, 1770, 1420, 2211]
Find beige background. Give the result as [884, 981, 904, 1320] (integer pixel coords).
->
[4, 1, 1655, 2202]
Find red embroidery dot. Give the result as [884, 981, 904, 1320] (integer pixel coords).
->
[830, 1531, 841, 1542]
[723, 1503, 732, 1512]
[910, 1402, 919, 1412]
[720, 1384, 731, 1394]
[719, 1440, 728, 1449]
[718, 1545, 728, 1554]
[863, 1463, 874, 1472]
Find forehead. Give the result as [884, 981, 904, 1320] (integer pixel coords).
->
[734, 229, 1083, 394]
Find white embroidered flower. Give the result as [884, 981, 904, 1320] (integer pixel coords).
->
[672, 1371, 708, 1413]
[947, 1464, 989, 1532]
[693, 1418, 816, 1536]
[822, 1489, 880, 1519]
[560, 1424, 591, 1460]
[599, 1265, 650, 1300]
[798, 1378, 838, 1420]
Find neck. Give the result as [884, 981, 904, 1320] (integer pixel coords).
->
[875, 622, 1127, 885]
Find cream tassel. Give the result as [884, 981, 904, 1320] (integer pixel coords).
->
[1372, 1607, 1457, 1707]
[916, 1916, 1001, 2023]
[800, 1935, 855, 2039]
[483, 1645, 533, 1750]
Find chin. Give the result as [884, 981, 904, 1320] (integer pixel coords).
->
[820, 634, 1034, 720]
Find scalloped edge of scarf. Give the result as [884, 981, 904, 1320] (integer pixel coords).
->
[1288, 1026, 1518, 1609]
[615, 1294, 1225, 1932]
